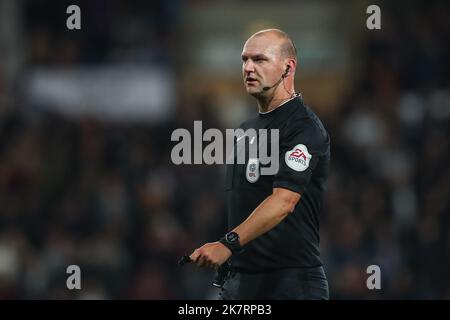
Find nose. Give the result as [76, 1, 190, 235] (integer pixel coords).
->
[243, 60, 255, 75]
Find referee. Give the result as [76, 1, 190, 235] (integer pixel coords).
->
[189, 29, 331, 300]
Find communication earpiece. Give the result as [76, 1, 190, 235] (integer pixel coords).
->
[282, 65, 291, 78]
[262, 65, 292, 91]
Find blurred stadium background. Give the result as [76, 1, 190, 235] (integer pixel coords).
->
[0, 0, 449, 299]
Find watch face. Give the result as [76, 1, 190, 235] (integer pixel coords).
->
[226, 232, 239, 243]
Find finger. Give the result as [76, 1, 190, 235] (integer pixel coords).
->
[204, 259, 213, 269]
[196, 255, 206, 267]
[189, 252, 198, 263]
[206, 259, 218, 269]
[200, 256, 209, 268]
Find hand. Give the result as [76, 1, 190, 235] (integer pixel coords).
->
[189, 241, 232, 269]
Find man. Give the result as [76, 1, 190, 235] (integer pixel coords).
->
[189, 29, 331, 299]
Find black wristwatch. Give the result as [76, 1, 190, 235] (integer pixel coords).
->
[219, 231, 244, 255]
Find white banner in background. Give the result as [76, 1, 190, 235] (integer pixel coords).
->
[24, 66, 175, 123]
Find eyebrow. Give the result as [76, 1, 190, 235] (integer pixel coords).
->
[241, 54, 269, 61]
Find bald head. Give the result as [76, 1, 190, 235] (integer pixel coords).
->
[242, 28, 298, 101]
[249, 29, 297, 61]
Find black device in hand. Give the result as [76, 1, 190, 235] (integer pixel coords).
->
[178, 254, 233, 289]
[212, 261, 233, 288]
[178, 255, 192, 266]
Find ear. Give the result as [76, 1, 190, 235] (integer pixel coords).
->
[284, 60, 296, 78]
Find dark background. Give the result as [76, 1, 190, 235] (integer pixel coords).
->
[0, 0, 449, 299]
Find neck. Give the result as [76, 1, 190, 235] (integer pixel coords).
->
[250, 77, 297, 112]
[256, 88, 296, 113]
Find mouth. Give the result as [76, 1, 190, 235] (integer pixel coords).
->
[245, 76, 258, 85]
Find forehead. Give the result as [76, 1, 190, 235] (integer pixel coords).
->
[242, 35, 280, 58]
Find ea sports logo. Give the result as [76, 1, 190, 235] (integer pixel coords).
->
[285, 144, 311, 172]
[288, 148, 307, 165]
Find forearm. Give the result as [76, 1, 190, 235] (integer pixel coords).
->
[232, 189, 300, 246]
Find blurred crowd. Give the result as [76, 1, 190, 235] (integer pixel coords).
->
[0, 0, 449, 299]
[323, 1, 450, 298]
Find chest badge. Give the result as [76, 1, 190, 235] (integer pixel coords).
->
[246, 158, 260, 183]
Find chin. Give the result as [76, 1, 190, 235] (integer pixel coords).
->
[246, 87, 260, 95]
[249, 92, 265, 99]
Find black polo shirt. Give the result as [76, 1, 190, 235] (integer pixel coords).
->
[225, 96, 330, 272]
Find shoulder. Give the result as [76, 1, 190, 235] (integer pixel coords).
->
[283, 104, 330, 149]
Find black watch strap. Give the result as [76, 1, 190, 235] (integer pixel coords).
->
[219, 232, 244, 255]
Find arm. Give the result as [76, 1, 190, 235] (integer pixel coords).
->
[231, 187, 300, 246]
[189, 187, 301, 268]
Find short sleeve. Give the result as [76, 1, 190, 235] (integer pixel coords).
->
[273, 125, 324, 194]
